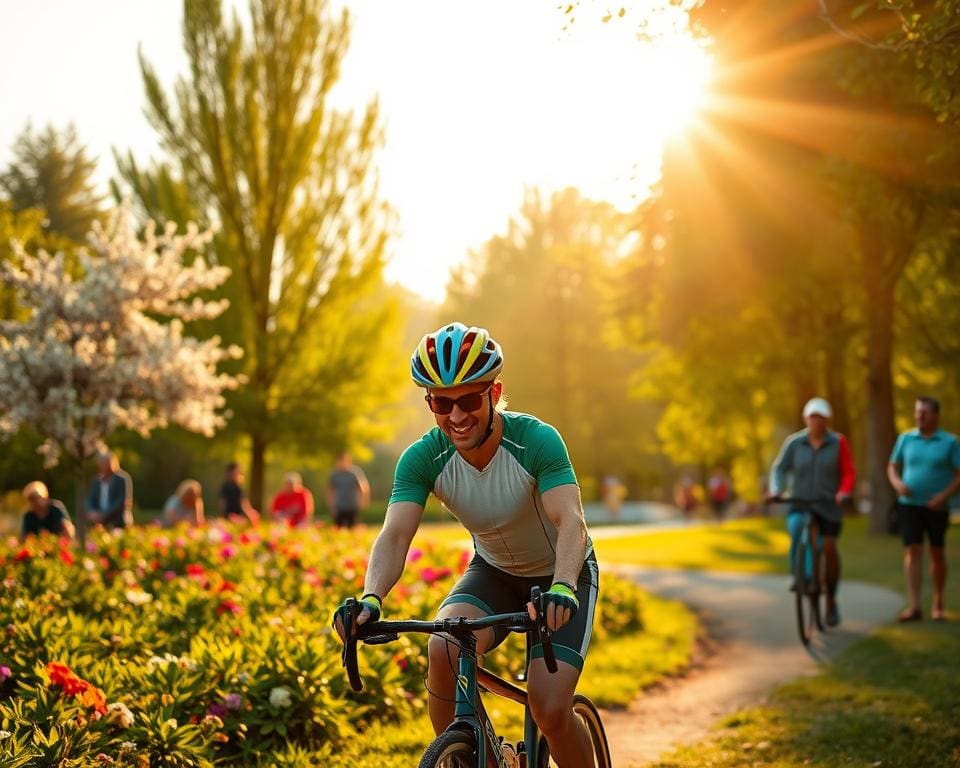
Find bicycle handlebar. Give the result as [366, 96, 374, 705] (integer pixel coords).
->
[340, 586, 557, 692]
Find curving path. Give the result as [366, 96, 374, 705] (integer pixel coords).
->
[598, 565, 902, 767]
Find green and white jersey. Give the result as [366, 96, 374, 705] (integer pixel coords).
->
[390, 411, 591, 577]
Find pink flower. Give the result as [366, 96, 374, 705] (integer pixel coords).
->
[163, 570, 177, 581]
[219, 545, 236, 560]
[0, 665, 11, 681]
[223, 693, 243, 710]
[407, 548, 424, 563]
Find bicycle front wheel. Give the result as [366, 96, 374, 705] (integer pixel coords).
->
[794, 538, 817, 645]
[539, 694, 612, 768]
[418, 729, 478, 768]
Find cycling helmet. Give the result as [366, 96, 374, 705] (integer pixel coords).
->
[411, 322, 504, 388]
[802, 397, 833, 419]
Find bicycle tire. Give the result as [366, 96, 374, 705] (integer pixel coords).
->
[538, 695, 612, 768]
[418, 729, 478, 768]
[812, 544, 825, 632]
[794, 538, 815, 646]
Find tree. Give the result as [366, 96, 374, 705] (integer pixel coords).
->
[1, 123, 103, 243]
[0, 205, 241, 538]
[443, 188, 659, 495]
[117, 0, 403, 508]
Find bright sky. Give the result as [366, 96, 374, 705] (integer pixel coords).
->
[0, 1, 709, 303]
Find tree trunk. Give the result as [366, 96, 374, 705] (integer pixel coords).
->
[863, 257, 898, 535]
[250, 432, 267, 513]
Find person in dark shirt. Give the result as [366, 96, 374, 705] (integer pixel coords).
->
[218, 462, 260, 525]
[21, 481, 75, 541]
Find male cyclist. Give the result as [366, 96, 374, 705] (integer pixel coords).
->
[767, 397, 855, 627]
[333, 322, 599, 768]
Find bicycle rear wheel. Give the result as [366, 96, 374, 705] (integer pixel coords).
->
[418, 729, 478, 768]
[794, 538, 817, 646]
[538, 695, 612, 768]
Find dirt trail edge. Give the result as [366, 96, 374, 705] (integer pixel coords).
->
[600, 566, 902, 767]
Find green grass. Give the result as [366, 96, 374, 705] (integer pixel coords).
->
[595, 514, 957, 598]
[654, 621, 960, 768]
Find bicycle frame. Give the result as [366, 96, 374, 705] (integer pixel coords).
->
[341, 587, 558, 768]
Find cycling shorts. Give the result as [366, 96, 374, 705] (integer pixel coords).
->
[440, 551, 599, 671]
[898, 503, 949, 548]
[788, 509, 843, 538]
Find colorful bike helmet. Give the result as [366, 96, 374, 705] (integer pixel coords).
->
[411, 322, 504, 388]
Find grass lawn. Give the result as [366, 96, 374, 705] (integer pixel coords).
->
[655, 621, 960, 768]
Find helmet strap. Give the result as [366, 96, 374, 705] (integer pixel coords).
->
[472, 391, 497, 450]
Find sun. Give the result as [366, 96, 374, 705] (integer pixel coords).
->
[553, 26, 715, 210]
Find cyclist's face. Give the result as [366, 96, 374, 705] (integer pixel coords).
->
[804, 414, 827, 436]
[428, 381, 501, 449]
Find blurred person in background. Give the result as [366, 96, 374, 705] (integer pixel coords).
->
[219, 462, 260, 525]
[21, 481, 75, 541]
[163, 479, 205, 528]
[270, 471, 315, 527]
[86, 450, 133, 528]
[326, 452, 370, 529]
[888, 396, 960, 622]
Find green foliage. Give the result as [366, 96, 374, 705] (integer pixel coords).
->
[442, 187, 662, 493]
[0, 523, 660, 764]
[0, 122, 103, 243]
[117, 0, 407, 507]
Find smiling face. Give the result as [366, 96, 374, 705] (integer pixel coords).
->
[427, 380, 502, 451]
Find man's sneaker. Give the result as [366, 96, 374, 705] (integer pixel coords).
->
[826, 604, 840, 627]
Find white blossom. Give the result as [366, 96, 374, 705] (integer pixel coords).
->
[269, 686, 293, 708]
[0, 204, 243, 468]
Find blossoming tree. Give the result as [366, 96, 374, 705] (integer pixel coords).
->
[0, 205, 242, 537]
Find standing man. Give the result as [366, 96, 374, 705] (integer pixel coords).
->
[333, 322, 600, 767]
[887, 396, 960, 622]
[768, 397, 856, 627]
[86, 450, 133, 528]
[326, 452, 370, 529]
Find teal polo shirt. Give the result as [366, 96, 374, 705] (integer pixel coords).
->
[889, 428, 960, 506]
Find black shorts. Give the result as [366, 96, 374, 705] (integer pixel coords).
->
[899, 503, 949, 548]
[333, 508, 357, 528]
[440, 551, 599, 671]
[788, 509, 843, 538]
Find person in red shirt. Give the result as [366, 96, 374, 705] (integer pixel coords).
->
[270, 472, 315, 527]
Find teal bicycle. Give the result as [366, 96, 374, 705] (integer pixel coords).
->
[340, 586, 611, 768]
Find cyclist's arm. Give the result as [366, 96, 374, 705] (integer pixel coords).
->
[541, 483, 588, 587]
[837, 434, 856, 499]
[769, 438, 795, 497]
[362, 500, 424, 600]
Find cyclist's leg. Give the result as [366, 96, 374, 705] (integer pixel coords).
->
[527, 660, 593, 768]
[426, 600, 496, 735]
[428, 555, 516, 735]
[527, 553, 599, 768]
[786, 511, 805, 584]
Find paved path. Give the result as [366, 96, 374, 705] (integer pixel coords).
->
[599, 566, 902, 767]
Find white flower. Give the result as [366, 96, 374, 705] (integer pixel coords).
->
[269, 686, 293, 708]
[0, 730, 11, 739]
[106, 702, 135, 728]
[125, 589, 153, 605]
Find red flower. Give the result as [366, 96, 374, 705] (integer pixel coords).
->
[13, 548, 31, 562]
[186, 564, 206, 576]
[59, 548, 75, 566]
[216, 599, 242, 617]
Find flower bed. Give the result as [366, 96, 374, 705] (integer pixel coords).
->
[0, 523, 643, 765]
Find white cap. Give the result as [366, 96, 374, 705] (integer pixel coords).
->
[803, 397, 833, 419]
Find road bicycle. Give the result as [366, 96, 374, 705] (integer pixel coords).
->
[769, 497, 827, 645]
[339, 586, 612, 767]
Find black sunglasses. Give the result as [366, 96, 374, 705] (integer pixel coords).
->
[425, 386, 492, 415]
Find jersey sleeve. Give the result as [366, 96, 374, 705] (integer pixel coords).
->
[389, 439, 439, 506]
[769, 436, 795, 496]
[837, 434, 856, 495]
[529, 422, 578, 494]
